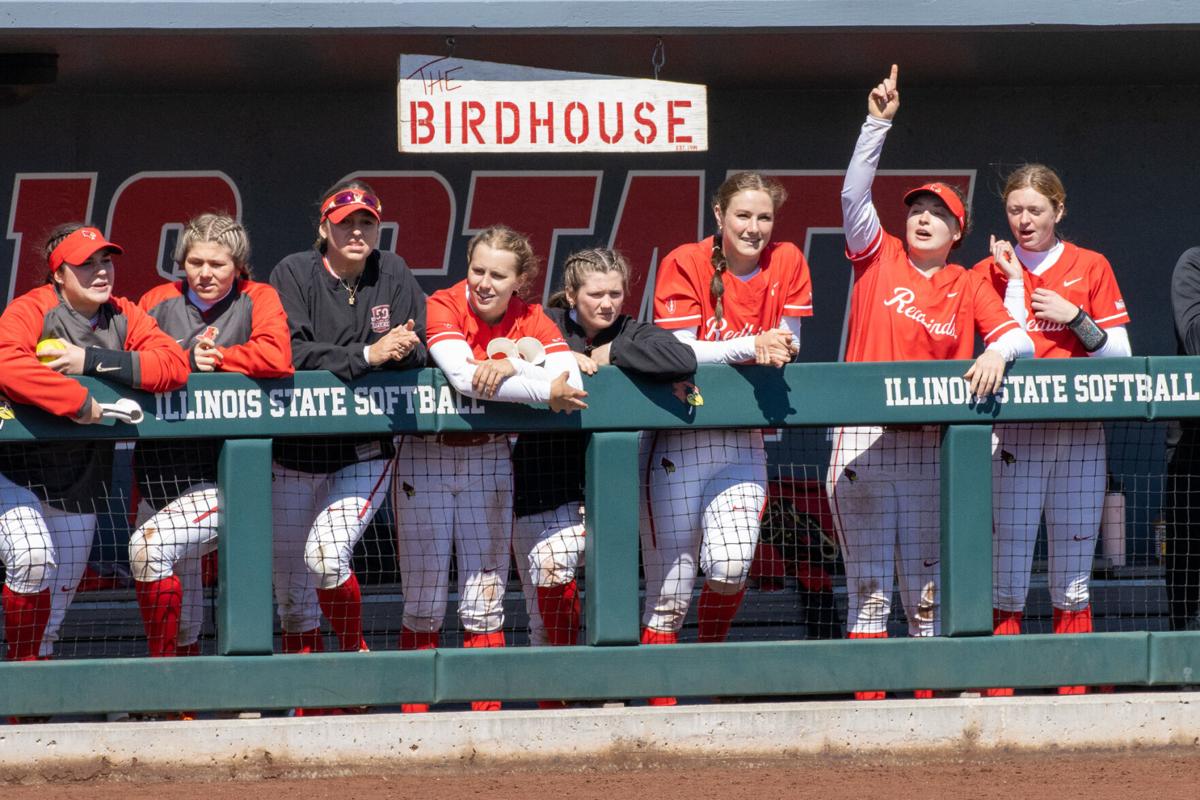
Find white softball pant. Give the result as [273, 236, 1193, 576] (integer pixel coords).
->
[271, 458, 391, 633]
[513, 503, 585, 647]
[828, 425, 941, 637]
[129, 489, 218, 648]
[642, 429, 767, 633]
[993, 421, 1105, 613]
[393, 437, 513, 635]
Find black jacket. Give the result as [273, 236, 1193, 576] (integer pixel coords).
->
[512, 307, 695, 517]
[269, 248, 427, 473]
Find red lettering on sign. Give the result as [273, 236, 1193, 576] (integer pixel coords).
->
[608, 172, 705, 321]
[496, 101, 520, 145]
[667, 101, 692, 144]
[529, 102, 554, 145]
[634, 102, 657, 144]
[409, 101, 435, 145]
[106, 172, 241, 301]
[462, 101, 486, 145]
[5, 173, 96, 302]
[564, 102, 589, 145]
[350, 172, 456, 276]
[598, 102, 624, 144]
[464, 172, 601, 303]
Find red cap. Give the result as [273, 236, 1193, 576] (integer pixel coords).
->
[903, 183, 966, 232]
[48, 227, 123, 272]
[320, 189, 383, 224]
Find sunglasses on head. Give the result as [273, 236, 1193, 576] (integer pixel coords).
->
[321, 190, 383, 218]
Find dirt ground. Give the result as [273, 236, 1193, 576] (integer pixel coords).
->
[5, 750, 1200, 800]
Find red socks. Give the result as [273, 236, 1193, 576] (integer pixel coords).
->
[1054, 606, 1093, 695]
[537, 581, 581, 646]
[134, 576, 183, 658]
[696, 585, 746, 644]
[281, 627, 325, 654]
[463, 630, 505, 711]
[848, 631, 887, 700]
[2, 586, 51, 662]
[640, 627, 678, 706]
[984, 609, 1024, 697]
[399, 627, 440, 713]
[316, 572, 365, 652]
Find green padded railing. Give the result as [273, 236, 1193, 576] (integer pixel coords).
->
[0, 357, 1197, 714]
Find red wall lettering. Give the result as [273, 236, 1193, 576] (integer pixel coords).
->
[350, 172, 456, 275]
[106, 172, 241, 301]
[464, 172, 601, 304]
[607, 172, 705, 320]
[6, 173, 96, 302]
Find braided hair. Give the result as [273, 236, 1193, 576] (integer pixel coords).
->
[174, 212, 252, 278]
[548, 248, 631, 310]
[709, 172, 788, 323]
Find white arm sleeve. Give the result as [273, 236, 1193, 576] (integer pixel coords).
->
[781, 316, 803, 357]
[986, 327, 1035, 362]
[429, 339, 553, 404]
[672, 328, 757, 364]
[500, 349, 584, 390]
[1087, 325, 1132, 358]
[1002, 277, 1027, 328]
[841, 116, 891, 256]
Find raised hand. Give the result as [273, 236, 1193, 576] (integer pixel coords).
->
[868, 64, 900, 121]
[1031, 287, 1079, 324]
[990, 235, 1023, 280]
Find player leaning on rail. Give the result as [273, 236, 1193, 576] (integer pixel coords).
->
[0, 224, 188, 676]
[826, 65, 1034, 700]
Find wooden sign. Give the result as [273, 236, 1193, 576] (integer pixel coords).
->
[397, 54, 707, 153]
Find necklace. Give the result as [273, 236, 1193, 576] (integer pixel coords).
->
[323, 256, 362, 306]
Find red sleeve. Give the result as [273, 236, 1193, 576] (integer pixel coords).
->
[114, 296, 190, 392]
[137, 282, 183, 314]
[970, 271, 1020, 345]
[780, 244, 814, 318]
[653, 242, 705, 330]
[525, 305, 569, 354]
[216, 281, 295, 378]
[0, 288, 92, 418]
[1086, 254, 1131, 328]
[426, 287, 467, 347]
[847, 229, 895, 281]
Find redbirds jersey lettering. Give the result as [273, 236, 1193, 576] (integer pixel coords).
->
[1027, 318, 1068, 332]
[881, 287, 959, 338]
[702, 316, 761, 341]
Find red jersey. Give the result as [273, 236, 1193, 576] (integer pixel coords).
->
[139, 279, 294, 378]
[0, 283, 189, 418]
[426, 280, 569, 360]
[653, 237, 813, 341]
[976, 241, 1130, 359]
[845, 230, 1019, 363]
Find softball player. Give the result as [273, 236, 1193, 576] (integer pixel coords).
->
[828, 65, 1033, 699]
[977, 165, 1131, 696]
[0, 223, 188, 666]
[132, 213, 293, 659]
[648, 171, 811, 705]
[511, 249, 695, 671]
[396, 225, 587, 713]
[270, 181, 426, 658]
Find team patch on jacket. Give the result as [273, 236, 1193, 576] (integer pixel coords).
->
[370, 304, 391, 333]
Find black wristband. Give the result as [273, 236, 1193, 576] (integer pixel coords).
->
[82, 347, 135, 385]
[1066, 307, 1109, 353]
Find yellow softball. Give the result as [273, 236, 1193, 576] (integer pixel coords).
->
[36, 338, 67, 364]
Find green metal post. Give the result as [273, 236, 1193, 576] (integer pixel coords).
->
[940, 424, 994, 637]
[584, 431, 641, 645]
[217, 438, 275, 655]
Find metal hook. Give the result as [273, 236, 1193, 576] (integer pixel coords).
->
[446, 36, 456, 58]
[651, 37, 665, 80]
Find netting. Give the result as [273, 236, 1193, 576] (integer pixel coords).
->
[0, 419, 1184, 668]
